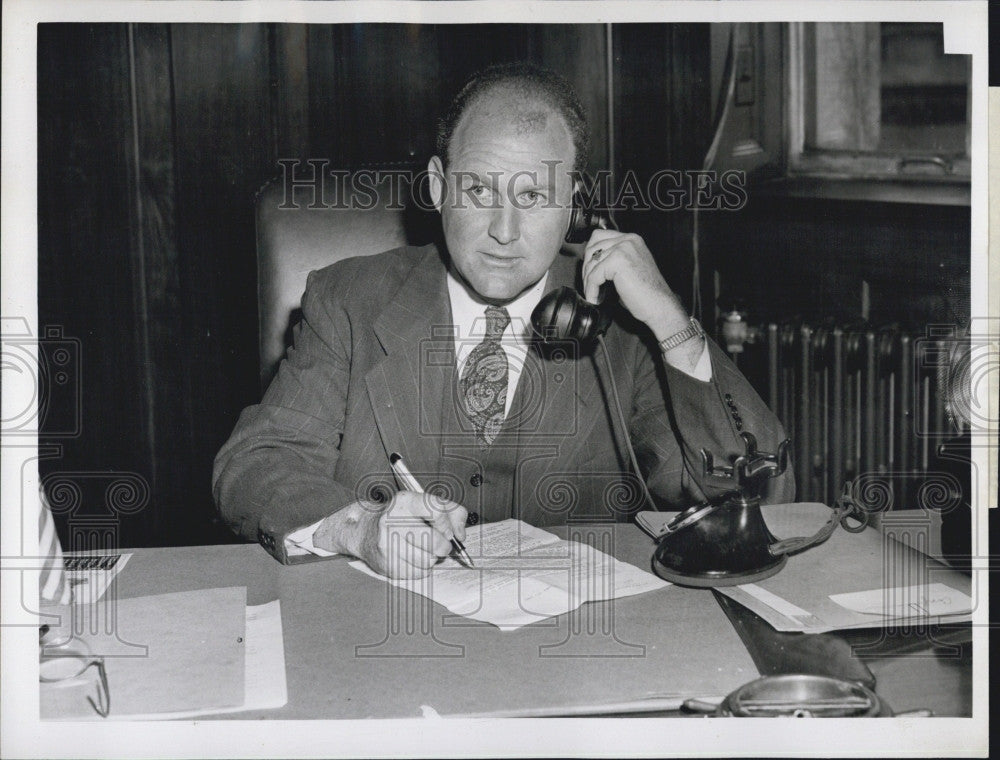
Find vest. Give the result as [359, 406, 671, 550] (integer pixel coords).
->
[428, 337, 637, 527]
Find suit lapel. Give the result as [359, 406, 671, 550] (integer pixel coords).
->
[365, 246, 453, 481]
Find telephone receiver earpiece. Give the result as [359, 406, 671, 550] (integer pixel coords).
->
[564, 202, 612, 245]
[530, 284, 613, 345]
[530, 183, 617, 345]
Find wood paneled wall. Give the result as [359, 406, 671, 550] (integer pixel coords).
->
[37, 22, 709, 548]
[302, 24, 612, 171]
[612, 24, 711, 300]
[39, 25, 166, 545]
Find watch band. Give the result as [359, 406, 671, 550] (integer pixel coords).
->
[658, 317, 704, 352]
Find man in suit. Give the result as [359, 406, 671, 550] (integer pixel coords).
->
[213, 62, 794, 577]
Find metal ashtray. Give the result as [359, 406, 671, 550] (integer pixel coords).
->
[684, 674, 892, 717]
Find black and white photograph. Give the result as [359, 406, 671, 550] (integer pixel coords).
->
[1, 0, 992, 757]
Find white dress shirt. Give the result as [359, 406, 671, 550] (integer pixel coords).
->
[447, 269, 550, 418]
[285, 268, 711, 556]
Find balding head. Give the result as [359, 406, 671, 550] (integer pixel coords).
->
[437, 63, 590, 175]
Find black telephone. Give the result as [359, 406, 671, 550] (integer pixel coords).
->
[529, 184, 617, 345]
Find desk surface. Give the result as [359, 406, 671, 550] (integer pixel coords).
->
[108, 524, 970, 719]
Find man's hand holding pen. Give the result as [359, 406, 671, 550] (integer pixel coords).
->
[312, 463, 470, 580]
[374, 490, 470, 579]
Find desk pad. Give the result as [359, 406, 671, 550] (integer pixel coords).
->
[109, 531, 758, 718]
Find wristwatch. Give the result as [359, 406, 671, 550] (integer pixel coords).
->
[658, 317, 704, 352]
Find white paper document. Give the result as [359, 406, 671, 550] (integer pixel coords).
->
[350, 519, 669, 630]
[123, 600, 288, 720]
[738, 583, 825, 628]
[829, 583, 974, 618]
[44, 599, 289, 721]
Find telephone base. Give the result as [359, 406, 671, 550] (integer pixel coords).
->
[651, 554, 786, 588]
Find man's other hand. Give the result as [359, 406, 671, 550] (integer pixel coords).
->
[582, 229, 703, 373]
[314, 490, 468, 579]
[582, 229, 690, 340]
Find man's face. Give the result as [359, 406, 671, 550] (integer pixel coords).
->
[429, 96, 576, 304]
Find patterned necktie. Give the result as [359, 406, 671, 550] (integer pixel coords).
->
[459, 306, 511, 446]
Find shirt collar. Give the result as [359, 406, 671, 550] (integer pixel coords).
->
[446, 269, 549, 345]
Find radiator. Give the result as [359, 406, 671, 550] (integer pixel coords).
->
[739, 323, 952, 506]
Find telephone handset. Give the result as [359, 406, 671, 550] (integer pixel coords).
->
[527, 184, 659, 521]
[529, 186, 617, 345]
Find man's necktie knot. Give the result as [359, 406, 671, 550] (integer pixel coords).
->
[483, 306, 510, 341]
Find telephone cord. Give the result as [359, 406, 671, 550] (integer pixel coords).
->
[596, 334, 658, 513]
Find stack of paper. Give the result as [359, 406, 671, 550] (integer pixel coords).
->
[350, 519, 669, 630]
[40, 587, 287, 719]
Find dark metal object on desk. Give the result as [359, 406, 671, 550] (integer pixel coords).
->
[712, 591, 877, 688]
[652, 433, 845, 587]
[683, 674, 892, 717]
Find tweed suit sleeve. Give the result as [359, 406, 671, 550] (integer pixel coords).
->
[213, 267, 359, 563]
[628, 335, 796, 508]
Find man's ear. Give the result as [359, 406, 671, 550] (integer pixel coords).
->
[427, 156, 445, 213]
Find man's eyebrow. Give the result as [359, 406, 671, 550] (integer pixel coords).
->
[454, 170, 497, 187]
[516, 173, 556, 191]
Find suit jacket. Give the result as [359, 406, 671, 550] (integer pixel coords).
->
[213, 244, 794, 563]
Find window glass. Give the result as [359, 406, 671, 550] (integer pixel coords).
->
[797, 22, 970, 179]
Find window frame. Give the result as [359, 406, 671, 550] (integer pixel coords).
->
[783, 22, 971, 206]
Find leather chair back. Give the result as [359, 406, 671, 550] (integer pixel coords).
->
[255, 172, 439, 390]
